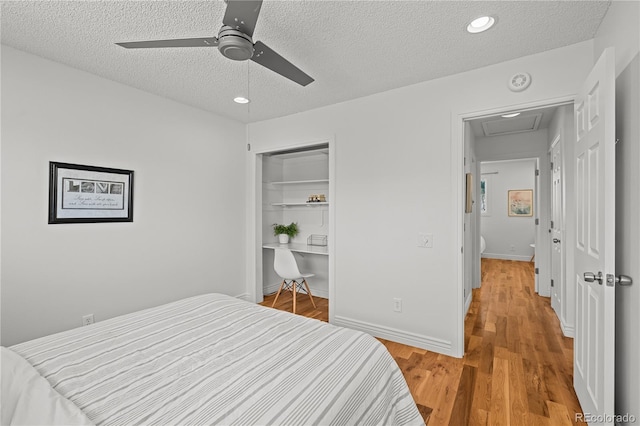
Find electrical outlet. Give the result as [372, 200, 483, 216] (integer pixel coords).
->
[82, 314, 94, 326]
[393, 298, 402, 313]
[417, 233, 433, 248]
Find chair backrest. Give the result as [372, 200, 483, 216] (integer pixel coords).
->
[273, 249, 302, 280]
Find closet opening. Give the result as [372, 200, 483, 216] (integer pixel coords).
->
[250, 139, 335, 321]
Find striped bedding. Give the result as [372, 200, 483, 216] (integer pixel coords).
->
[9, 293, 424, 425]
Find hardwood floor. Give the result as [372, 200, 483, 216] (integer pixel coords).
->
[260, 259, 585, 425]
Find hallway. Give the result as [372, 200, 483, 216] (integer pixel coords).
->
[464, 258, 583, 424]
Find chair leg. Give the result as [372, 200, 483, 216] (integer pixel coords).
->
[292, 280, 297, 314]
[271, 280, 286, 308]
[302, 279, 316, 308]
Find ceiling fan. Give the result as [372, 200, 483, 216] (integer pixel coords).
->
[116, 0, 314, 86]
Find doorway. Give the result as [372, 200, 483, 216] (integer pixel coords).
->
[454, 97, 576, 357]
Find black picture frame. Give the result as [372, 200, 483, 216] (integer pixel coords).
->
[48, 162, 134, 224]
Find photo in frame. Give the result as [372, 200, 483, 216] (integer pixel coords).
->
[49, 162, 134, 224]
[507, 189, 533, 217]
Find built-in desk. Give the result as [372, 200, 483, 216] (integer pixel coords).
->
[262, 242, 328, 256]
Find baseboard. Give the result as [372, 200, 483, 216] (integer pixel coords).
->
[482, 253, 532, 262]
[333, 315, 455, 357]
[465, 291, 472, 315]
[235, 293, 251, 301]
[263, 282, 329, 300]
[560, 319, 575, 338]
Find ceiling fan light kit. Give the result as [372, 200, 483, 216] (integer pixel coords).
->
[116, 0, 314, 87]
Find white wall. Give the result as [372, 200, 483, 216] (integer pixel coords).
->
[480, 159, 536, 261]
[247, 41, 594, 356]
[613, 52, 640, 426]
[593, 2, 640, 423]
[1, 47, 247, 346]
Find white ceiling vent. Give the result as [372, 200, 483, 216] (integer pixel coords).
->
[481, 113, 542, 137]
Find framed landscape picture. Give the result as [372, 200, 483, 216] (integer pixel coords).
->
[48, 162, 134, 224]
[508, 189, 533, 217]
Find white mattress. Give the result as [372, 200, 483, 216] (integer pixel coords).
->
[8, 293, 424, 425]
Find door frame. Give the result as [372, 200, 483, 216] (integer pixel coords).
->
[549, 134, 566, 329]
[452, 95, 574, 357]
[246, 137, 336, 320]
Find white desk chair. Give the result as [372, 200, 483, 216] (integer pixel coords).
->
[272, 248, 316, 314]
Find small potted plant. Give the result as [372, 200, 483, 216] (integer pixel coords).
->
[273, 222, 299, 244]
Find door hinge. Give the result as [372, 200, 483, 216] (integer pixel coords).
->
[535, 268, 539, 275]
[535, 218, 539, 225]
[550, 162, 554, 169]
[551, 279, 554, 287]
[461, 246, 464, 254]
[551, 220, 554, 228]
[536, 169, 540, 176]
[247, 143, 251, 151]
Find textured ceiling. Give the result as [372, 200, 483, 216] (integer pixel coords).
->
[1, 1, 610, 123]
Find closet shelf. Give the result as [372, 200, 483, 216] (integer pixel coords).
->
[272, 202, 329, 207]
[268, 179, 329, 185]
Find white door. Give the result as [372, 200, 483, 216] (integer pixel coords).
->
[573, 48, 616, 423]
[550, 140, 563, 317]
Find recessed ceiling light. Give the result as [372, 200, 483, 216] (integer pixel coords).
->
[501, 112, 521, 118]
[234, 96, 250, 104]
[467, 16, 496, 34]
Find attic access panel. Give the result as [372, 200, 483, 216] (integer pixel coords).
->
[481, 113, 543, 137]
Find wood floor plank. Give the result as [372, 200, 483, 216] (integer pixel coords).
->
[508, 352, 529, 426]
[449, 364, 477, 426]
[489, 357, 510, 426]
[259, 259, 585, 425]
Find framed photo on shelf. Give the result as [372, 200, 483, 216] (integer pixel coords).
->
[507, 189, 533, 217]
[48, 162, 134, 224]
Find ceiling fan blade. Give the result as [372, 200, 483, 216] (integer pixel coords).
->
[251, 41, 314, 86]
[222, 0, 263, 38]
[116, 37, 219, 49]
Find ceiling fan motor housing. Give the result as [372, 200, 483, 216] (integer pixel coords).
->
[217, 26, 254, 61]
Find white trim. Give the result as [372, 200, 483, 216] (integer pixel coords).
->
[235, 293, 251, 301]
[333, 315, 454, 356]
[560, 319, 575, 338]
[246, 137, 336, 316]
[464, 291, 473, 316]
[481, 253, 534, 262]
[263, 282, 329, 300]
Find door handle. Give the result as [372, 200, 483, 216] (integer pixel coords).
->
[616, 275, 633, 286]
[553, 238, 561, 243]
[584, 271, 604, 284]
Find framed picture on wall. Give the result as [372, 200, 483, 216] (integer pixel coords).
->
[48, 162, 134, 224]
[507, 189, 533, 217]
[480, 175, 489, 215]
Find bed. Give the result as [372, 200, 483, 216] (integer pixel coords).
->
[2, 293, 424, 425]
